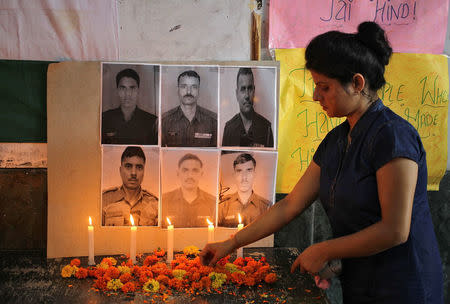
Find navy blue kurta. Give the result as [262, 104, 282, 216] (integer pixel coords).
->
[313, 100, 443, 303]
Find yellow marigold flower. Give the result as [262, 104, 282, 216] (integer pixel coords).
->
[97, 262, 109, 270]
[172, 269, 187, 279]
[183, 245, 199, 256]
[61, 265, 76, 278]
[118, 266, 131, 274]
[106, 279, 124, 291]
[143, 279, 160, 293]
[225, 263, 244, 274]
[209, 272, 227, 289]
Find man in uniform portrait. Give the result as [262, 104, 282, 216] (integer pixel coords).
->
[162, 153, 216, 228]
[102, 146, 158, 226]
[222, 68, 274, 147]
[218, 153, 271, 227]
[102, 68, 158, 145]
[161, 70, 217, 147]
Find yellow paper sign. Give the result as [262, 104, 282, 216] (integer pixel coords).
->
[275, 49, 448, 193]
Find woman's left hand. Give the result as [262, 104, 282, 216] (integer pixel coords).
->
[290, 242, 328, 275]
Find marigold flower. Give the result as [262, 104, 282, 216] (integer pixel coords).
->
[264, 273, 277, 284]
[75, 267, 88, 279]
[93, 277, 108, 290]
[154, 247, 166, 257]
[183, 245, 199, 256]
[209, 272, 227, 289]
[94, 267, 106, 278]
[101, 257, 117, 267]
[118, 265, 131, 274]
[143, 255, 159, 267]
[168, 278, 184, 290]
[200, 276, 211, 290]
[151, 262, 170, 275]
[87, 267, 97, 278]
[70, 258, 81, 267]
[121, 281, 136, 293]
[106, 278, 123, 291]
[97, 262, 109, 270]
[156, 274, 170, 285]
[119, 273, 132, 284]
[172, 269, 187, 279]
[198, 266, 214, 276]
[190, 272, 201, 282]
[61, 265, 76, 278]
[233, 257, 245, 267]
[230, 272, 246, 286]
[244, 276, 256, 286]
[217, 255, 230, 266]
[105, 266, 120, 279]
[143, 279, 160, 293]
[225, 263, 240, 273]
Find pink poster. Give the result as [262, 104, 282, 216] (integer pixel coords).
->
[0, 0, 119, 61]
[269, 0, 449, 54]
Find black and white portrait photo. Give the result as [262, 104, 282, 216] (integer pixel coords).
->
[220, 66, 277, 149]
[161, 149, 219, 228]
[101, 63, 160, 145]
[102, 145, 160, 226]
[218, 150, 277, 227]
[160, 65, 219, 147]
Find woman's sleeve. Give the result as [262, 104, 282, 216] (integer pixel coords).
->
[369, 120, 423, 171]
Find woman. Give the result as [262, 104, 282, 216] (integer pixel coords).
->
[200, 22, 443, 303]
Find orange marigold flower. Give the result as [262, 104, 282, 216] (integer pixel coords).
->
[264, 273, 277, 284]
[201, 275, 212, 289]
[154, 247, 165, 257]
[191, 281, 202, 290]
[132, 265, 141, 276]
[93, 277, 108, 290]
[121, 281, 136, 293]
[94, 267, 106, 279]
[87, 267, 97, 278]
[230, 272, 246, 286]
[105, 266, 120, 279]
[233, 257, 245, 267]
[75, 267, 88, 279]
[217, 255, 230, 266]
[198, 266, 213, 276]
[119, 273, 132, 284]
[156, 274, 170, 285]
[247, 260, 258, 268]
[243, 265, 255, 274]
[244, 276, 256, 286]
[168, 278, 184, 291]
[191, 272, 201, 282]
[139, 274, 149, 284]
[70, 258, 81, 267]
[126, 259, 133, 267]
[143, 255, 159, 267]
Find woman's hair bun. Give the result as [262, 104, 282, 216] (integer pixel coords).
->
[356, 21, 392, 66]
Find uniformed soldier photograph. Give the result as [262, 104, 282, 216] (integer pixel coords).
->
[102, 146, 159, 226]
[218, 151, 277, 227]
[161, 65, 218, 147]
[161, 149, 218, 228]
[101, 63, 159, 145]
[220, 66, 277, 148]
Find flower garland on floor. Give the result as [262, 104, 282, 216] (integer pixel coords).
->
[61, 246, 277, 296]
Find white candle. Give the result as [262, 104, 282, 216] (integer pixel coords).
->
[130, 215, 137, 264]
[88, 216, 95, 265]
[166, 217, 174, 264]
[237, 213, 244, 258]
[206, 218, 214, 243]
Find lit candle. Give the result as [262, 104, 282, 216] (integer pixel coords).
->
[206, 218, 214, 243]
[166, 217, 174, 264]
[237, 213, 244, 258]
[130, 214, 137, 264]
[88, 216, 95, 265]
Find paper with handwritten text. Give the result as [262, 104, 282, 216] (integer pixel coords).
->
[275, 48, 448, 192]
[269, 0, 449, 54]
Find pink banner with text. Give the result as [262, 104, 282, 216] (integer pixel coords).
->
[269, 0, 449, 54]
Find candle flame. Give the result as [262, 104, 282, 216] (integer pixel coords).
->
[206, 218, 213, 225]
[89, 216, 92, 226]
[130, 214, 135, 226]
[238, 213, 242, 224]
[166, 217, 172, 226]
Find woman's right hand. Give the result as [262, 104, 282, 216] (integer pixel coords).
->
[200, 238, 236, 267]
